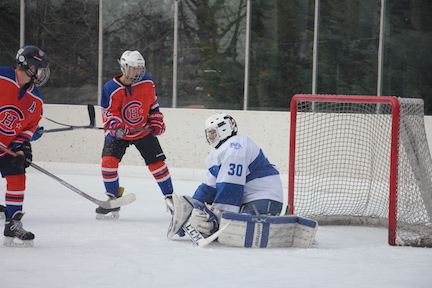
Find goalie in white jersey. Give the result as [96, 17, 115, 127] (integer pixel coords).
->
[167, 113, 284, 238]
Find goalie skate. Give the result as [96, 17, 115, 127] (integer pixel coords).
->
[96, 187, 124, 220]
[3, 211, 34, 248]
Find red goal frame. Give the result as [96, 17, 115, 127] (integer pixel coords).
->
[288, 94, 401, 245]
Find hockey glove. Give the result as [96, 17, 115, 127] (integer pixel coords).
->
[189, 202, 222, 237]
[11, 141, 32, 169]
[108, 121, 129, 139]
[149, 112, 166, 136]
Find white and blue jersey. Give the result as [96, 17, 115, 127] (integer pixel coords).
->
[193, 135, 284, 213]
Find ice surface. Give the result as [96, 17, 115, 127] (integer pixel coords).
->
[1, 169, 431, 288]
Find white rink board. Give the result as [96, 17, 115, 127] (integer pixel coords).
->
[33, 104, 290, 183]
[32, 104, 432, 186]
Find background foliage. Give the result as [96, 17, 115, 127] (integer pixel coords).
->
[1, 0, 431, 114]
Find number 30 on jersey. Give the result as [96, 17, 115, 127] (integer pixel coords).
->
[228, 163, 243, 176]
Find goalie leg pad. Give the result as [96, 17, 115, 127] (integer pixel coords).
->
[217, 213, 318, 248]
[167, 194, 194, 238]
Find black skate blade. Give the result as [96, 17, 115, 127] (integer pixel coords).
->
[3, 237, 34, 248]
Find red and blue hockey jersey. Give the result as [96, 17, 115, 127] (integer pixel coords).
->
[0, 66, 43, 157]
[100, 73, 161, 141]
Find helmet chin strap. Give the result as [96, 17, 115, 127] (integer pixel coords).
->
[26, 67, 38, 80]
[215, 134, 234, 149]
[17, 67, 36, 99]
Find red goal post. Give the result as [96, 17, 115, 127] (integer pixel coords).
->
[288, 94, 432, 247]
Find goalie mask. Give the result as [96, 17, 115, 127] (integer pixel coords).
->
[205, 113, 238, 149]
[119, 50, 146, 83]
[16, 45, 50, 87]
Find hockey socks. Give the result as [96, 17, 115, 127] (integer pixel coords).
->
[101, 156, 120, 196]
[148, 161, 173, 197]
[5, 174, 26, 218]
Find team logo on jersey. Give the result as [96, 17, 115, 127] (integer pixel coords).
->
[122, 101, 144, 125]
[0, 106, 25, 136]
[230, 142, 243, 150]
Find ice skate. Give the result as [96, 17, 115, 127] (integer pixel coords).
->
[96, 187, 124, 220]
[3, 211, 34, 247]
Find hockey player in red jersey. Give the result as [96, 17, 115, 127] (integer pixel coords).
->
[0, 45, 50, 247]
[96, 50, 173, 219]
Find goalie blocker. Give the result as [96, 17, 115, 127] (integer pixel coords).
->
[217, 212, 318, 248]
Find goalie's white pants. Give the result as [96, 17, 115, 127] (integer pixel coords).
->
[217, 213, 318, 248]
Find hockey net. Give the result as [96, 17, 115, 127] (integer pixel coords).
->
[288, 94, 432, 247]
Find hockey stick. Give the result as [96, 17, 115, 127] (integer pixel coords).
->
[40, 104, 151, 134]
[196, 220, 232, 248]
[38, 126, 152, 134]
[87, 103, 96, 127]
[179, 219, 231, 247]
[0, 143, 136, 209]
[43, 104, 96, 128]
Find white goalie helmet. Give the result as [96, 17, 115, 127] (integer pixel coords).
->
[118, 50, 146, 83]
[205, 113, 238, 149]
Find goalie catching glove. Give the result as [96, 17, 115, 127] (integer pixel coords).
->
[11, 141, 32, 169]
[189, 202, 222, 237]
[167, 194, 222, 238]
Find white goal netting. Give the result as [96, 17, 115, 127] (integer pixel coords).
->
[289, 95, 432, 247]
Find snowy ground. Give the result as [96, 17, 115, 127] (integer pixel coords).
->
[1, 168, 432, 288]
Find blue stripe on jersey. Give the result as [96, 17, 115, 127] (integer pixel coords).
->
[214, 182, 244, 207]
[142, 73, 153, 82]
[0, 66, 16, 80]
[246, 149, 279, 182]
[209, 165, 221, 178]
[101, 80, 121, 108]
[149, 100, 160, 114]
[193, 183, 217, 204]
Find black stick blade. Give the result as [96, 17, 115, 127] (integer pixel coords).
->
[87, 104, 96, 127]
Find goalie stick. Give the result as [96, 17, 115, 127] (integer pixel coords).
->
[0, 143, 136, 209]
[177, 220, 231, 248]
[196, 220, 232, 248]
[166, 198, 231, 248]
[40, 104, 151, 133]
